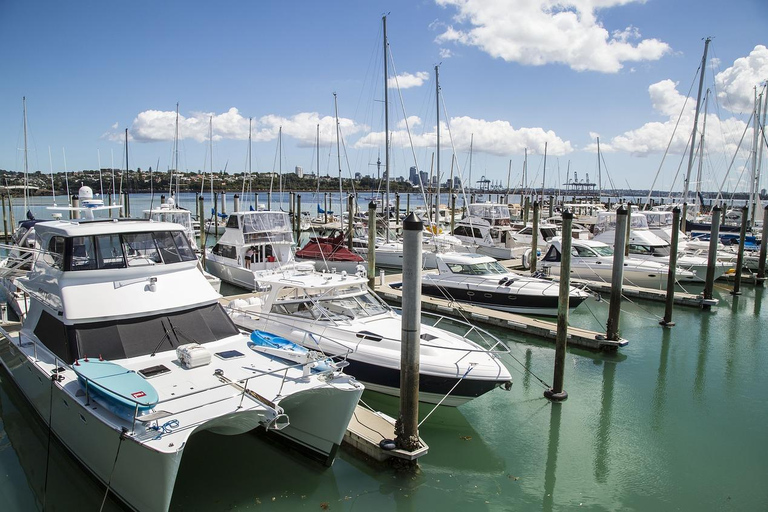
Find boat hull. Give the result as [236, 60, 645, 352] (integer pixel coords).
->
[274, 380, 363, 465]
[0, 335, 182, 512]
[420, 283, 587, 317]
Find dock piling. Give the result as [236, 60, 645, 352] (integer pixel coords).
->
[731, 205, 749, 295]
[757, 205, 768, 285]
[703, 206, 721, 303]
[396, 213, 423, 457]
[545, 210, 572, 401]
[296, 195, 302, 240]
[530, 201, 540, 273]
[606, 206, 628, 341]
[660, 207, 680, 327]
[233, 194, 240, 214]
[368, 201, 376, 289]
[348, 194, 354, 250]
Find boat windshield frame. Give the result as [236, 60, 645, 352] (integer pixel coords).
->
[269, 282, 391, 322]
[446, 260, 509, 276]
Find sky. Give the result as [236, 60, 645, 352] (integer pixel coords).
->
[1, 0, 767, 194]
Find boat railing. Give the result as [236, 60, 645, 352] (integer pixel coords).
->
[390, 307, 511, 356]
[3, 327, 332, 438]
[227, 308, 356, 358]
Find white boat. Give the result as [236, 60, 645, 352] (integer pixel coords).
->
[143, 196, 222, 292]
[225, 267, 513, 406]
[451, 216, 522, 260]
[593, 211, 731, 282]
[540, 237, 699, 289]
[419, 252, 590, 316]
[0, 218, 363, 512]
[204, 210, 301, 290]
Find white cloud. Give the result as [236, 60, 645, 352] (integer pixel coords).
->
[439, 48, 453, 58]
[715, 45, 768, 113]
[355, 115, 572, 157]
[103, 108, 365, 147]
[388, 71, 430, 89]
[111, 122, 119, 129]
[433, 0, 670, 73]
[589, 79, 751, 159]
[397, 116, 423, 130]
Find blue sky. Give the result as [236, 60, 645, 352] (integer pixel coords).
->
[1, 0, 766, 193]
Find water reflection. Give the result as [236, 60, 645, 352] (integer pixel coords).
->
[594, 361, 616, 483]
[542, 403, 562, 512]
[652, 328, 672, 431]
[694, 312, 712, 399]
[754, 286, 764, 317]
[523, 348, 532, 391]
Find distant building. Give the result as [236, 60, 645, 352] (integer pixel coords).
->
[295, 166, 304, 178]
[409, 166, 418, 185]
[354, 172, 362, 180]
[419, 171, 429, 187]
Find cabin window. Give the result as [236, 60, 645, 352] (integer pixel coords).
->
[70, 236, 97, 270]
[573, 246, 597, 258]
[519, 227, 532, 235]
[226, 215, 239, 229]
[541, 228, 557, 240]
[95, 234, 125, 269]
[34, 310, 74, 362]
[212, 244, 237, 260]
[172, 231, 197, 261]
[44, 236, 66, 269]
[543, 245, 561, 262]
[122, 233, 162, 266]
[155, 231, 183, 264]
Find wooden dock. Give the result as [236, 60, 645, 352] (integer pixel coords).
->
[373, 273, 627, 351]
[497, 260, 718, 309]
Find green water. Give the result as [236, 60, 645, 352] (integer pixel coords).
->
[1, 282, 766, 511]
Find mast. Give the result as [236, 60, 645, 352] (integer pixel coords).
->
[695, 90, 710, 213]
[541, 141, 548, 202]
[597, 136, 602, 201]
[435, 64, 440, 226]
[279, 126, 283, 210]
[125, 128, 129, 194]
[756, 86, 768, 220]
[174, 102, 180, 200]
[468, 133, 474, 196]
[523, 148, 528, 197]
[683, 37, 711, 209]
[749, 87, 763, 225]
[506, 159, 512, 200]
[334, 93, 343, 231]
[22, 97, 29, 212]
[383, 14, 390, 240]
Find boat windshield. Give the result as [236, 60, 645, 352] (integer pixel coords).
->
[574, 245, 613, 257]
[270, 282, 390, 321]
[592, 246, 614, 256]
[446, 260, 508, 275]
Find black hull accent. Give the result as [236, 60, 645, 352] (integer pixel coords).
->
[341, 358, 503, 401]
[685, 220, 742, 233]
[420, 283, 586, 314]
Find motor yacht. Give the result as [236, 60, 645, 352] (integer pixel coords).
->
[295, 229, 367, 274]
[0, 218, 363, 512]
[204, 210, 301, 290]
[540, 237, 698, 289]
[225, 267, 513, 406]
[593, 211, 731, 282]
[416, 252, 589, 316]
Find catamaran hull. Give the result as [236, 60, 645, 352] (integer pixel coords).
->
[0, 337, 182, 512]
[274, 382, 363, 465]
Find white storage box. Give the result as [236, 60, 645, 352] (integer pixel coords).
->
[176, 343, 211, 369]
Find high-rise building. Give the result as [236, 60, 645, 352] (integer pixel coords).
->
[295, 166, 304, 178]
[409, 166, 418, 185]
